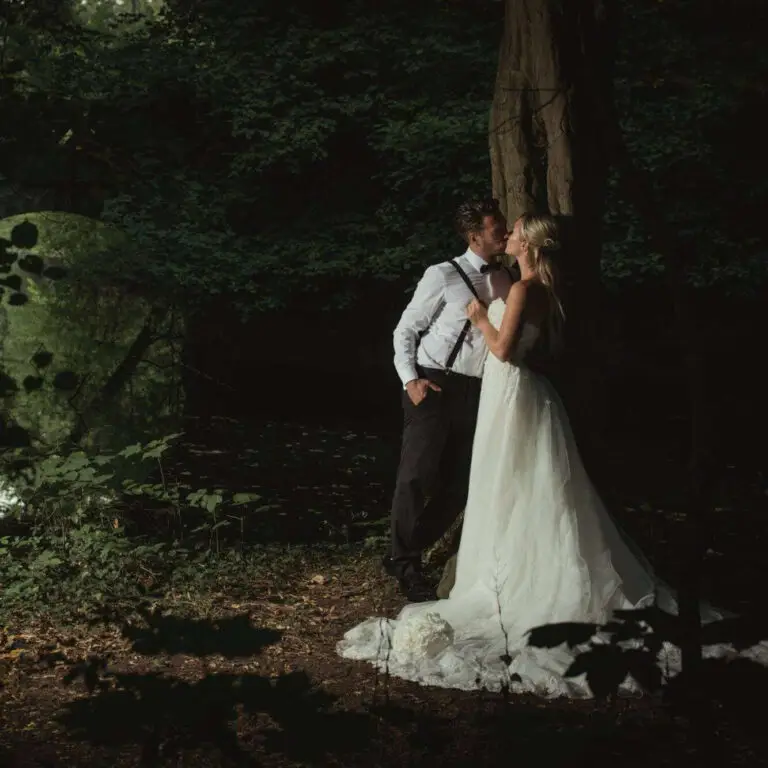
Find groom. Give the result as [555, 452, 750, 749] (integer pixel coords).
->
[383, 197, 515, 601]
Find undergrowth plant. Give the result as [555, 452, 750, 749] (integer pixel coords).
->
[0, 433, 261, 623]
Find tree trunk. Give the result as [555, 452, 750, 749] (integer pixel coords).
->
[489, 0, 612, 478]
[490, 0, 571, 220]
[489, 0, 613, 249]
[440, 0, 614, 596]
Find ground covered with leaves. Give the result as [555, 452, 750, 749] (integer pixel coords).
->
[1, 418, 766, 767]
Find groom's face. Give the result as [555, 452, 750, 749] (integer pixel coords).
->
[472, 215, 508, 259]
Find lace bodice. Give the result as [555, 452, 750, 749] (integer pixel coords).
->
[487, 298, 540, 364]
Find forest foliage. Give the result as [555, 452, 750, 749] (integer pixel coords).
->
[0, 0, 765, 625]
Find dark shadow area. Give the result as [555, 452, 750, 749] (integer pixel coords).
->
[119, 414, 766, 619]
[57, 667, 378, 765]
[527, 607, 768, 764]
[4, 609, 763, 766]
[53, 613, 376, 766]
[117, 610, 282, 657]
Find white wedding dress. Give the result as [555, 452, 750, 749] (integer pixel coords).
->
[338, 299, 768, 697]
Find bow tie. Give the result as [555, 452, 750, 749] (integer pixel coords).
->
[480, 261, 502, 273]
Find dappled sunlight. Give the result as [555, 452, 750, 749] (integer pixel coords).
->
[0, 212, 183, 449]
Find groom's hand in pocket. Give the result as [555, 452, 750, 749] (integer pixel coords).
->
[406, 378, 441, 406]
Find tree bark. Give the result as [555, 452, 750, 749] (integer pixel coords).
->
[489, 0, 612, 229]
[489, 0, 613, 480]
[457, 0, 718, 749]
[441, 0, 615, 596]
[490, 0, 572, 221]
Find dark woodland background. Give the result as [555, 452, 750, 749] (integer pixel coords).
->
[0, 0, 767, 765]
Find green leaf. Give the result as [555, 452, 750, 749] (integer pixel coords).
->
[32, 550, 62, 568]
[143, 444, 170, 459]
[11, 221, 38, 249]
[62, 452, 90, 470]
[191, 523, 210, 534]
[232, 492, 261, 505]
[77, 466, 97, 482]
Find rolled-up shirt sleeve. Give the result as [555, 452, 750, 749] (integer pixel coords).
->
[393, 264, 445, 388]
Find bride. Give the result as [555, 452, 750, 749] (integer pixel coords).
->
[337, 213, 767, 697]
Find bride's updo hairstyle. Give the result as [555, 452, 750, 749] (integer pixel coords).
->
[517, 213, 565, 352]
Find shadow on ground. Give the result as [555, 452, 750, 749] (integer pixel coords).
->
[2, 609, 759, 767]
[52, 610, 373, 766]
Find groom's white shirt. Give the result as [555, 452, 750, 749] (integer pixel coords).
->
[393, 248, 513, 387]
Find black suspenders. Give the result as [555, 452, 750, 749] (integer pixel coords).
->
[444, 260, 481, 372]
[442, 260, 515, 372]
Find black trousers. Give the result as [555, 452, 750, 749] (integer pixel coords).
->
[389, 366, 482, 578]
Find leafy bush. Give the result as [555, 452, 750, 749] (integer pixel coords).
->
[0, 430, 262, 622]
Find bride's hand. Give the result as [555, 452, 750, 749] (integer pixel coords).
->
[466, 298, 488, 325]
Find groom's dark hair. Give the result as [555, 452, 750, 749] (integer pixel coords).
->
[455, 197, 503, 241]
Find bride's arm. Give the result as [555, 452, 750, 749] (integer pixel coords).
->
[467, 281, 527, 362]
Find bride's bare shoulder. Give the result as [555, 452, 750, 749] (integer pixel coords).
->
[524, 282, 550, 324]
[500, 280, 529, 306]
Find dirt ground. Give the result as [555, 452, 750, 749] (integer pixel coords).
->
[1, 419, 765, 766]
[1, 547, 765, 768]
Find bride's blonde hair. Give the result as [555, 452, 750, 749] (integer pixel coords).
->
[517, 213, 565, 354]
